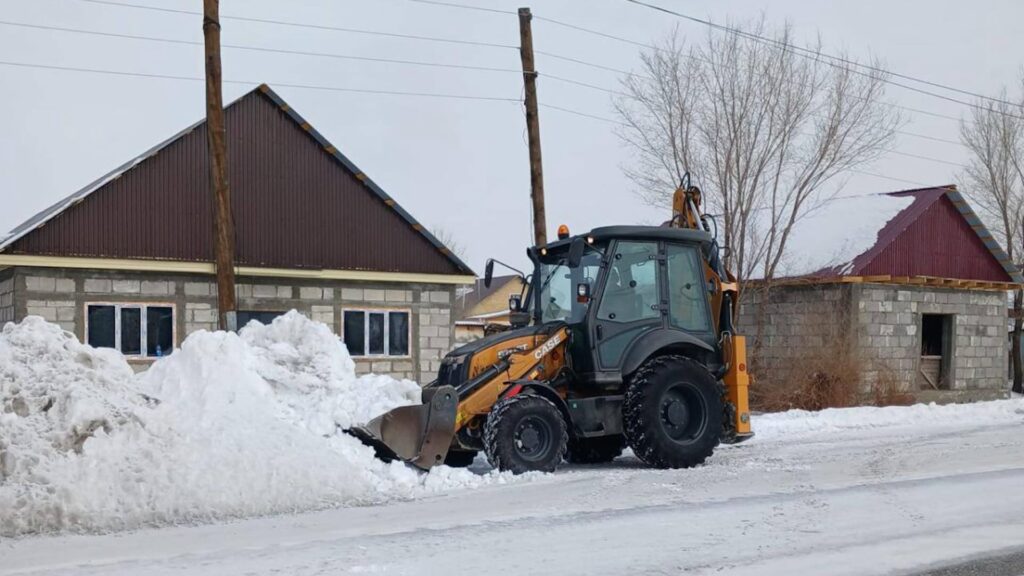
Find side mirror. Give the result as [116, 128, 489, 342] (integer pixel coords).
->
[484, 259, 495, 288]
[567, 237, 586, 268]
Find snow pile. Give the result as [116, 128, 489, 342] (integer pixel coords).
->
[754, 398, 1024, 442]
[0, 312, 517, 537]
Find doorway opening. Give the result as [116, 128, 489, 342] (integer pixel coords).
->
[918, 314, 953, 390]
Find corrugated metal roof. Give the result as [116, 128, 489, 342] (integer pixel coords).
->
[1, 84, 473, 276]
[797, 185, 1022, 283]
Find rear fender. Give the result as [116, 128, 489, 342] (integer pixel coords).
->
[621, 330, 716, 377]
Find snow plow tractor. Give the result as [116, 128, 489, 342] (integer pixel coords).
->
[350, 177, 753, 473]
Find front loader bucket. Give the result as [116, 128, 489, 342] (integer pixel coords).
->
[348, 385, 458, 471]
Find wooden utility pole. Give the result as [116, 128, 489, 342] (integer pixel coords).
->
[203, 0, 237, 331]
[518, 7, 547, 246]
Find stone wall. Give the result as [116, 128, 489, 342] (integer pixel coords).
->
[856, 285, 1006, 398]
[738, 283, 855, 386]
[8, 267, 458, 383]
[0, 269, 14, 325]
[740, 282, 1009, 401]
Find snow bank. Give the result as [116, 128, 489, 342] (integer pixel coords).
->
[754, 399, 1024, 442]
[0, 313, 516, 537]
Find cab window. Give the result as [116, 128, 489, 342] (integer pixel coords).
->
[665, 244, 711, 331]
[597, 241, 659, 323]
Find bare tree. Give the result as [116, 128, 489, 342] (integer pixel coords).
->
[615, 20, 901, 283]
[960, 86, 1024, 394]
[431, 226, 469, 264]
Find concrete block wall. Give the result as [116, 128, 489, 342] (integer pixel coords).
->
[7, 267, 456, 383]
[738, 283, 855, 385]
[856, 285, 1006, 395]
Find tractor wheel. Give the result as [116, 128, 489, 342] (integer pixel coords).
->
[566, 435, 625, 464]
[623, 355, 723, 469]
[443, 450, 478, 468]
[484, 393, 568, 474]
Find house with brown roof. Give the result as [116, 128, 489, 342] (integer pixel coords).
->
[740, 185, 1022, 402]
[0, 84, 474, 381]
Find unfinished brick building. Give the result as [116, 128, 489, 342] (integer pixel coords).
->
[739, 186, 1021, 402]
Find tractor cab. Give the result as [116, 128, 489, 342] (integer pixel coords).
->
[513, 225, 725, 391]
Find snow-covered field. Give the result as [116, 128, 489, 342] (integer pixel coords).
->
[2, 315, 1024, 575]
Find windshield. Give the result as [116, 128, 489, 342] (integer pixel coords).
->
[537, 247, 603, 324]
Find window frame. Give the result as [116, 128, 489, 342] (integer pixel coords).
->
[663, 242, 713, 334]
[341, 307, 412, 358]
[83, 302, 177, 359]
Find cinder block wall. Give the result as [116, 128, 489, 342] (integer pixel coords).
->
[856, 285, 1006, 398]
[738, 283, 855, 387]
[740, 282, 1009, 401]
[9, 267, 456, 383]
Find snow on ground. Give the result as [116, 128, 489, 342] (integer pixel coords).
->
[0, 313, 517, 537]
[3, 396, 1022, 576]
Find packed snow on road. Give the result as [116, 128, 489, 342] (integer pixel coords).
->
[2, 314, 1023, 575]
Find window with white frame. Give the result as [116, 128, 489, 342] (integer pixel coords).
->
[342, 309, 410, 357]
[86, 303, 175, 358]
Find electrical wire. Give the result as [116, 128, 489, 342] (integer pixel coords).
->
[0, 60, 521, 101]
[624, 0, 1024, 119]
[399, 0, 515, 15]
[1, 58, 959, 193]
[74, 0, 518, 49]
[0, 20, 521, 73]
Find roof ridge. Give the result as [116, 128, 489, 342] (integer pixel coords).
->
[1, 84, 474, 276]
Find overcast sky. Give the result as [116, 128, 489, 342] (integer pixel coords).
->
[2, 0, 1022, 273]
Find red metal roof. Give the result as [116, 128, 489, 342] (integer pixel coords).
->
[2, 85, 472, 276]
[846, 185, 1020, 282]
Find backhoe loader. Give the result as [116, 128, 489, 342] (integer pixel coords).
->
[351, 176, 752, 473]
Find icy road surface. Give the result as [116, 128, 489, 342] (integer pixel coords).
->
[3, 404, 1024, 576]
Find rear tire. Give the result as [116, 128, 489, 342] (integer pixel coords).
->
[484, 393, 567, 474]
[566, 435, 625, 464]
[623, 355, 723, 469]
[443, 450, 478, 468]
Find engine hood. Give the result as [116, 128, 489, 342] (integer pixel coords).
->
[448, 324, 551, 357]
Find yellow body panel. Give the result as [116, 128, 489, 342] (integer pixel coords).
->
[723, 335, 752, 436]
[454, 327, 570, 429]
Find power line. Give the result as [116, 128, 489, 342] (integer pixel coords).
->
[399, 0, 515, 15]
[543, 73, 629, 97]
[888, 149, 963, 168]
[534, 16, 973, 127]
[75, 0, 518, 49]
[0, 20, 521, 73]
[1, 58, 960, 193]
[540, 103, 627, 126]
[848, 169, 928, 187]
[623, 0, 1024, 114]
[6, 18, 971, 161]
[0, 60, 521, 102]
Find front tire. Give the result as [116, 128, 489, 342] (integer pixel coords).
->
[623, 355, 723, 469]
[484, 393, 568, 474]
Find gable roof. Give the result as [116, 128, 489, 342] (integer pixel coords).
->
[1, 84, 473, 276]
[778, 185, 1022, 284]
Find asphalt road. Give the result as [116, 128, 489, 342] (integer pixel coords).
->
[911, 547, 1024, 576]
